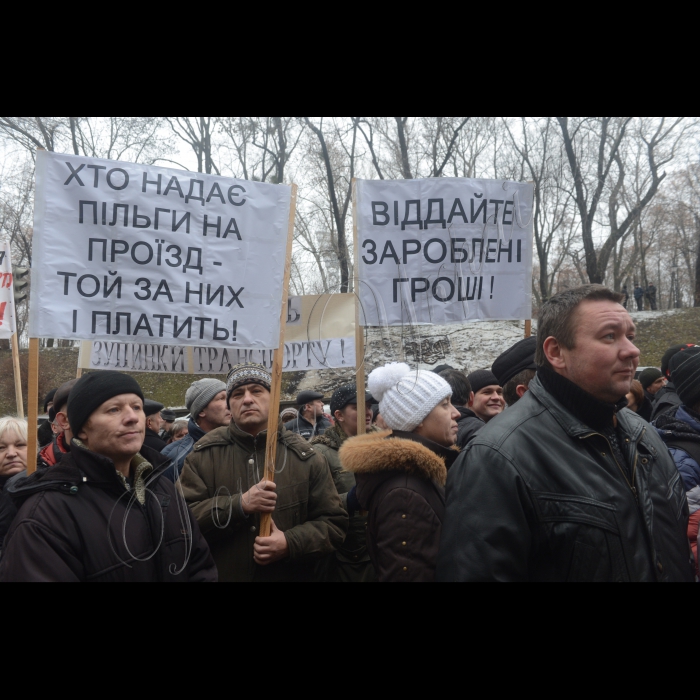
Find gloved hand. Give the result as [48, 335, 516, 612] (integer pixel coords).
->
[346, 486, 361, 514]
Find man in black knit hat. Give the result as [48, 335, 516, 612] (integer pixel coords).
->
[652, 344, 698, 421]
[466, 369, 505, 424]
[439, 285, 694, 583]
[0, 372, 217, 583]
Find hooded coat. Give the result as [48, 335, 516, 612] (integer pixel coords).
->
[340, 430, 459, 583]
[180, 422, 348, 583]
[0, 443, 217, 583]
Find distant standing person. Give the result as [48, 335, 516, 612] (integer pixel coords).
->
[647, 283, 658, 311]
[285, 391, 332, 440]
[143, 401, 168, 453]
[634, 285, 645, 311]
[622, 285, 629, 310]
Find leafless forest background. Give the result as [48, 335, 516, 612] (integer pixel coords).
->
[1, 117, 699, 349]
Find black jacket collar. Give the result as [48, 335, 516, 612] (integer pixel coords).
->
[537, 365, 628, 433]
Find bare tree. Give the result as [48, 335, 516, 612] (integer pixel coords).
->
[557, 116, 689, 284]
[163, 117, 220, 174]
[301, 118, 358, 293]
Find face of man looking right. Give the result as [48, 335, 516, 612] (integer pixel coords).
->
[544, 300, 640, 404]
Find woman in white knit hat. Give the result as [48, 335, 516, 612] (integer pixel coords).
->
[339, 363, 461, 583]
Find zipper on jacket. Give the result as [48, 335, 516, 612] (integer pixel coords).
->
[580, 432, 640, 504]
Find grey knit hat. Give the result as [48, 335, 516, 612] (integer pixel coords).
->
[186, 379, 227, 420]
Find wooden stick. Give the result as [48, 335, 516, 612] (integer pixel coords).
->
[525, 320, 532, 339]
[260, 184, 298, 538]
[11, 333, 24, 418]
[76, 367, 83, 379]
[26, 338, 40, 475]
[352, 178, 367, 436]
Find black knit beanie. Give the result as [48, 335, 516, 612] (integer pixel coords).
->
[68, 372, 145, 437]
[468, 370, 501, 395]
[670, 347, 700, 410]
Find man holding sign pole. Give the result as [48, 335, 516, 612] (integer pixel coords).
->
[180, 364, 348, 583]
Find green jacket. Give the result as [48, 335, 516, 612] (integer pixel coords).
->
[181, 422, 348, 583]
[312, 426, 377, 583]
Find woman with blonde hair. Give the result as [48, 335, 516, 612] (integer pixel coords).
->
[0, 417, 29, 553]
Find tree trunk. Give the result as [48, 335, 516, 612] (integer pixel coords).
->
[395, 117, 413, 179]
[695, 215, 700, 307]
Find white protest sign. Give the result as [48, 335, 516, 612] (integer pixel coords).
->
[78, 294, 357, 375]
[0, 243, 17, 340]
[30, 151, 292, 348]
[356, 178, 534, 326]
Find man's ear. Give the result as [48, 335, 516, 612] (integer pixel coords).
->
[55, 411, 70, 432]
[468, 392, 475, 407]
[334, 410, 343, 423]
[543, 337, 566, 371]
[516, 384, 529, 399]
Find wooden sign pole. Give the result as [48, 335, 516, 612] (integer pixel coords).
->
[525, 320, 532, 339]
[352, 178, 367, 436]
[26, 338, 40, 474]
[11, 333, 24, 418]
[260, 184, 298, 539]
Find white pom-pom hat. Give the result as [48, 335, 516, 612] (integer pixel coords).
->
[368, 363, 453, 432]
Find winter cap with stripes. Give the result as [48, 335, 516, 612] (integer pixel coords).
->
[670, 347, 700, 409]
[368, 363, 452, 432]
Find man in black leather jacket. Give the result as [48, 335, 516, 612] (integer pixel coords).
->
[438, 285, 694, 583]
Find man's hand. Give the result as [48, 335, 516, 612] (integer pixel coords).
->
[254, 521, 289, 567]
[242, 480, 277, 516]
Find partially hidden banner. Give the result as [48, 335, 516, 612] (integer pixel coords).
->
[356, 178, 534, 326]
[78, 294, 357, 375]
[30, 151, 292, 348]
[0, 242, 17, 340]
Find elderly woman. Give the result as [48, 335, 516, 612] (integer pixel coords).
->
[0, 417, 29, 553]
[340, 364, 461, 583]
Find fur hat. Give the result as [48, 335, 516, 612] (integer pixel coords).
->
[368, 363, 452, 432]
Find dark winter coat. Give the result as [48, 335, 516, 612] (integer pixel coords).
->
[37, 421, 53, 449]
[0, 477, 16, 556]
[180, 422, 348, 583]
[341, 430, 459, 583]
[312, 426, 376, 583]
[162, 419, 206, 482]
[284, 414, 332, 441]
[144, 428, 168, 454]
[455, 407, 484, 449]
[37, 433, 70, 472]
[655, 406, 700, 492]
[652, 383, 683, 421]
[0, 443, 217, 583]
[437, 374, 694, 583]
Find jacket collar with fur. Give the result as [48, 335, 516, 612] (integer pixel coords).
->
[340, 430, 449, 487]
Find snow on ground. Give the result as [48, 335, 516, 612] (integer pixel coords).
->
[292, 319, 536, 398]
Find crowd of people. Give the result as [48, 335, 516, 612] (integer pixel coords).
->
[0, 283, 699, 582]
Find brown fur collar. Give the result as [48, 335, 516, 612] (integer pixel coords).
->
[339, 430, 448, 487]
